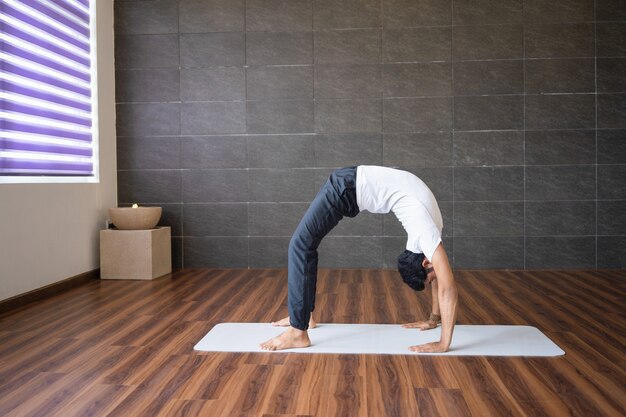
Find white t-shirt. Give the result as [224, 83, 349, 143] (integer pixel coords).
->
[356, 165, 443, 260]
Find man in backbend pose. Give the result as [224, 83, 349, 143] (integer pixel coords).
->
[260, 165, 458, 353]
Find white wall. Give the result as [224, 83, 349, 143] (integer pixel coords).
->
[0, 1, 117, 301]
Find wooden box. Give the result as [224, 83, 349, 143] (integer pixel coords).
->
[100, 226, 171, 280]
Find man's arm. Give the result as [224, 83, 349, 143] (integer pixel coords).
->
[410, 243, 458, 353]
[431, 278, 440, 317]
[402, 277, 440, 330]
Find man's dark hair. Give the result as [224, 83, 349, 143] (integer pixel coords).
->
[397, 250, 427, 291]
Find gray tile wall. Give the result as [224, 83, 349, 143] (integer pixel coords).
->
[115, 0, 626, 269]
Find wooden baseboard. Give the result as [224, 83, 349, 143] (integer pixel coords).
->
[0, 269, 100, 316]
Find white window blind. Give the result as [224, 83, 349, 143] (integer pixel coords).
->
[0, 0, 95, 178]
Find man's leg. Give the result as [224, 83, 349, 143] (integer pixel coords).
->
[260, 180, 345, 350]
[269, 237, 319, 328]
[285, 166, 358, 330]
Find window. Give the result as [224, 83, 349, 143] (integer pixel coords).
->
[0, 0, 97, 183]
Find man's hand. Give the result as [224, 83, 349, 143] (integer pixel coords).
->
[402, 320, 438, 330]
[409, 341, 449, 353]
[426, 244, 457, 352]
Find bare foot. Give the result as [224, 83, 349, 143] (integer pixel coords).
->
[409, 341, 448, 353]
[402, 320, 438, 330]
[271, 315, 317, 329]
[260, 327, 311, 351]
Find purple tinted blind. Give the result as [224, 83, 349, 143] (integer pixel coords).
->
[0, 0, 94, 177]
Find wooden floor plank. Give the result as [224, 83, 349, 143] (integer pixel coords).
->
[404, 356, 460, 389]
[0, 268, 624, 417]
[414, 388, 474, 417]
[526, 357, 625, 417]
[159, 399, 220, 417]
[365, 355, 419, 417]
[320, 374, 367, 417]
[177, 353, 243, 400]
[0, 372, 64, 416]
[446, 356, 531, 417]
[290, 355, 326, 416]
[4, 372, 87, 417]
[48, 382, 135, 417]
[551, 331, 626, 408]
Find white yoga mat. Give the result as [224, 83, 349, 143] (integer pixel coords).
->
[194, 323, 564, 356]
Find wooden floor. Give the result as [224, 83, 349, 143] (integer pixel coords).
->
[0, 269, 624, 417]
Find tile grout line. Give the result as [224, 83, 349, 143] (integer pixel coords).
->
[178, 1, 185, 269]
[522, 0, 526, 270]
[245, 0, 250, 269]
[594, 0, 598, 269]
[451, 0, 456, 269]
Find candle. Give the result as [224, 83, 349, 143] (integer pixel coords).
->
[132, 203, 139, 208]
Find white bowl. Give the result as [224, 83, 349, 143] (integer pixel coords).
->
[109, 206, 162, 230]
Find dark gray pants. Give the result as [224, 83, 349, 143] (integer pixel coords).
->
[287, 167, 359, 330]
